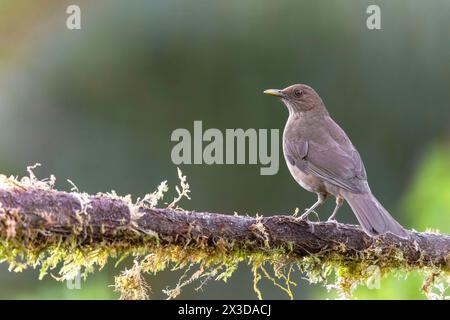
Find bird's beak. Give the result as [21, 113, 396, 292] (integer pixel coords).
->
[263, 89, 284, 98]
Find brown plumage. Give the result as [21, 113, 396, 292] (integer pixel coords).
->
[264, 84, 409, 238]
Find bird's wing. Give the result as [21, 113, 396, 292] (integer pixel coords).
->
[284, 116, 367, 193]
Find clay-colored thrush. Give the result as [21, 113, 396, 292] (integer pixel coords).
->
[264, 84, 408, 238]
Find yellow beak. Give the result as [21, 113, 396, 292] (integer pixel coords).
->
[263, 89, 284, 98]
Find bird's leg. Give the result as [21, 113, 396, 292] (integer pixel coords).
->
[299, 193, 327, 220]
[328, 196, 344, 221]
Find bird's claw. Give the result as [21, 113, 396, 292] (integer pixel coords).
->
[297, 209, 316, 221]
[295, 215, 309, 222]
[327, 218, 339, 230]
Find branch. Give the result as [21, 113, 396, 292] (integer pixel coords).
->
[0, 186, 449, 273]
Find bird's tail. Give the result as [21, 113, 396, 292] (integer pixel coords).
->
[342, 191, 409, 239]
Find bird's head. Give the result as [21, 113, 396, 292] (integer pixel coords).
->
[264, 84, 326, 115]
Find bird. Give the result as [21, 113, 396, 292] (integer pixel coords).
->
[264, 84, 409, 238]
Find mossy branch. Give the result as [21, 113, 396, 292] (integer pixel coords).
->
[0, 171, 449, 299]
[1, 187, 449, 269]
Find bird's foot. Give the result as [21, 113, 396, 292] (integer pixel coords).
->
[296, 209, 320, 222]
[327, 211, 338, 222]
[327, 217, 339, 230]
[297, 214, 308, 221]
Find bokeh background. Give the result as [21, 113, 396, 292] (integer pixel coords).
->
[0, 0, 449, 299]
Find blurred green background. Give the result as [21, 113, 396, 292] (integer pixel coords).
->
[0, 0, 449, 299]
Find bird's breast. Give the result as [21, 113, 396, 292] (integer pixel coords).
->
[284, 159, 325, 194]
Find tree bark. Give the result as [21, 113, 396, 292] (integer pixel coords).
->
[0, 187, 449, 271]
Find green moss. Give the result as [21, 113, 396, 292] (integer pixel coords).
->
[0, 166, 448, 300]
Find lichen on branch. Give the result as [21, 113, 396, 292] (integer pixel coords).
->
[0, 166, 449, 299]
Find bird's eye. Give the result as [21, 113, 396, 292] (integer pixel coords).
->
[294, 89, 303, 97]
